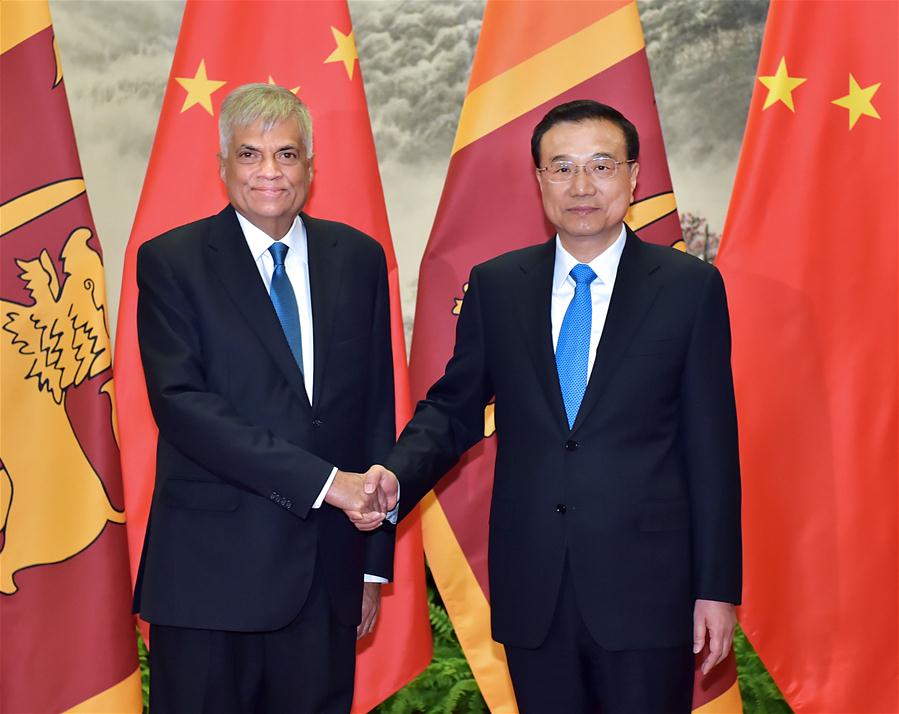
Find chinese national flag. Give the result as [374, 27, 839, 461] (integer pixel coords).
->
[112, 1, 431, 710]
[0, 2, 141, 712]
[410, 1, 740, 711]
[716, 0, 898, 711]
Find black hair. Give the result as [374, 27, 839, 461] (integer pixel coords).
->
[530, 100, 640, 166]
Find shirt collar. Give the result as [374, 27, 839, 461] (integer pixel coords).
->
[553, 224, 627, 291]
[235, 210, 307, 265]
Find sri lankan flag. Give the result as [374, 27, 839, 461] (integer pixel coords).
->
[0, 2, 141, 711]
[409, 1, 741, 710]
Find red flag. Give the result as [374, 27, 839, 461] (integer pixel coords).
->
[112, 1, 431, 709]
[717, 1, 898, 711]
[410, 1, 740, 710]
[0, 2, 141, 711]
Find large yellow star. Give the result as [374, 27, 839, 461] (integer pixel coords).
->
[832, 74, 881, 130]
[175, 59, 226, 115]
[758, 57, 807, 111]
[268, 76, 300, 95]
[324, 26, 358, 80]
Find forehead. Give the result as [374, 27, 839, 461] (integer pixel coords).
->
[228, 117, 305, 147]
[539, 119, 627, 161]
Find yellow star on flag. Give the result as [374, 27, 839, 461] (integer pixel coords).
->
[832, 74, 881, 129]
[324, 26, 357, 80]
[758, 57, 807, 112]
[268, 76, 300, 95]
[175, 59, 226, 115]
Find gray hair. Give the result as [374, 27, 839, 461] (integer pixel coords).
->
[219, 83, 313, 158]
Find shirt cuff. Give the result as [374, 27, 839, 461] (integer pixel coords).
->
[364, 574, 387, 583]
[386, 479, 400, 524]
[312, 467, 338, 509]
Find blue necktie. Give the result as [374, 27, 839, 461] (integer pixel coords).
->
[556, 263, 597, 428]
[268, 242, 303, 373]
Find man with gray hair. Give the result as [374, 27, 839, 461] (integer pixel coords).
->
[133, 83, 399, 712]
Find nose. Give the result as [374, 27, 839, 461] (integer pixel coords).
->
[257, 153, 282, 179]
[569, 166, 595, 196]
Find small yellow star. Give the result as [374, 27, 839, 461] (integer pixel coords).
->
[832, 74, 881, 130]
[175, 59, 226, 115]
[268, 76, 300, 95]
[324, 26, 358, 80]
[758, 57, 807, 112]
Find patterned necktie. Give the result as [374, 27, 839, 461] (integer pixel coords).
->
[268, 242, 303, 373]
[556, 263, 597, 428]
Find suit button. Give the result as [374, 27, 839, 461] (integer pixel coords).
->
[556, 504, 567, 514]
[312, 419, 323, 428]
[564, 440, 579, 451]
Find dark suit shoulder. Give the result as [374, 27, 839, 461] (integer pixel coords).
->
[302, 214, 385, 260]
[470, 240, 552, 278]
[138, 212, 220, 262]
[638, 239, 720, 283]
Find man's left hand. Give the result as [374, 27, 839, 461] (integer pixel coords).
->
[358, 582, 381, 640]
[693, 599, 736, 675]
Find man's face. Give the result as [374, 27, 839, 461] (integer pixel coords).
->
[536, 119, 638, 250]
[219, 118, 312, 239]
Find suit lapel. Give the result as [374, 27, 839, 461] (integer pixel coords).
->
[516, 239, 569, 428]
[571, 228, 662, 434]
[206, 206, 309, 406]
[303, 214, 344, 409]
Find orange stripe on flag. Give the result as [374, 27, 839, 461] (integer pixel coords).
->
[65, 669, 143, 714]
[452, 1, 644, 155]
[467, 0, 631, 92]
[0, 0, 51, 54]
[420, 493, 517, 712]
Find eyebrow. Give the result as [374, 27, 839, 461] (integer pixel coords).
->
[236, 143, 299, 152]
[549, 152, 615, 162]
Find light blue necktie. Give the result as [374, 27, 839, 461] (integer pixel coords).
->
[268, 242, 303, 373]
[556, 263, 597, 428]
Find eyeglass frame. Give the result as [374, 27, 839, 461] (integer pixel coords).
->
[536, 157, 637, 183]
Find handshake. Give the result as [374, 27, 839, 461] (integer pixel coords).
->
[324, 465, 399, 531]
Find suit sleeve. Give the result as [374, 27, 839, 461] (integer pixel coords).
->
[387, 266, 493, 519]
[680, 266, 742, 604]
[362, 248, 397, 580]
[136, 240, 333, 519]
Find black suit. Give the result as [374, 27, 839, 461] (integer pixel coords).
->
[134, 206, 394, 710]
[387, 228, 741, 707]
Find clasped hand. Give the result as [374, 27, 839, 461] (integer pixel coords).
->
[325, 466, 398, 531]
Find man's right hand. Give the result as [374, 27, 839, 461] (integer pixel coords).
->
[362, 465, 399, 513]
[343, 465, 399, 532]
[325, 470, 385, 530]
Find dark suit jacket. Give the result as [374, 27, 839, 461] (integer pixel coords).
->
[387, 227, 741, 650]
[133, 206, 395, 632]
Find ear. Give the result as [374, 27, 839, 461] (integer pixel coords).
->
[218, 154, 226, 182]
[535, 169, 545, 197]
[628, 162, 639, 199]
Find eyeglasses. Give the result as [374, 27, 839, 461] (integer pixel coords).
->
[537, 157, 636, 183]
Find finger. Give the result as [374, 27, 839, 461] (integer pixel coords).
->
[693, 616, 707, 655]
[703, 629, 724, 674]
[363, 468, 381, 495]
[354, 514, 386, 532]
[375, 485, 388, 513]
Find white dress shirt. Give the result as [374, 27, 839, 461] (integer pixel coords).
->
[551, 225, 627, 379]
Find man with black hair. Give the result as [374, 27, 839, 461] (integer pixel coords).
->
[363, 100, 741, 712]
